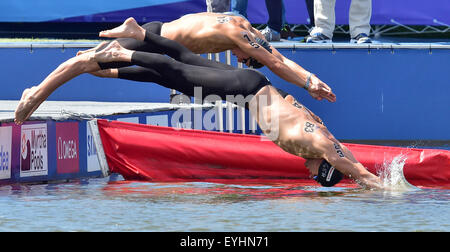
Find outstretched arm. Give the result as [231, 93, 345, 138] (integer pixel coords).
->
[230, 29, 336, 102]
[274, 52, 336, 102]
[315, 132, 383, 189]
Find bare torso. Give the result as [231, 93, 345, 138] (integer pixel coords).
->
[250, 86, 382, 189]
[250, 86, 335, 159]
[161, 12, 258, 53]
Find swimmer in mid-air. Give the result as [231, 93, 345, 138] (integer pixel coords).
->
[91, 13, 335, 102]
[14, 12, 335, 124]
[15, 29, 382, 189]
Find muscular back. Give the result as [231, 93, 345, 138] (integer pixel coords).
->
[249, 86, 329, 159]
[161, 12, 261, 53]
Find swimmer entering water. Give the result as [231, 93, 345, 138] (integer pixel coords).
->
[15, 29, 382, 189]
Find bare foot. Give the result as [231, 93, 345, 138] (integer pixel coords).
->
[99, 17, 145, 40]
[94, 41, 131, 63]
[76, 41, 109, 56]
[15, 86, 43, 125]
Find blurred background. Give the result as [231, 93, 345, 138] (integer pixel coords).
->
[0, 0, 449, 40]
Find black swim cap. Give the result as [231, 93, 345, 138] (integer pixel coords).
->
[244, 37, 273, 69]
[314, 160, 343, 187]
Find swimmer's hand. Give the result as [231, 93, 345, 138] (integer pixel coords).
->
[307, 75, 336, 103]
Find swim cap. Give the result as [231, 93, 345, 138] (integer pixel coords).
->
[314, 160, 343, 187]
[244, 37, 273, 69]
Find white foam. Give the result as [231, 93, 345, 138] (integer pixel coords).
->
[378, 154, 419, 191]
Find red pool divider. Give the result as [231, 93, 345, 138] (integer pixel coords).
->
[96, 119, 450, 187]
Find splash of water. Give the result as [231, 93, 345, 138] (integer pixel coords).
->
[377, 154, 418, 191]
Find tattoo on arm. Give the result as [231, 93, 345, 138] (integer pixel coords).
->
[242, 34, 260, 49]
[333, 143, 345, 157]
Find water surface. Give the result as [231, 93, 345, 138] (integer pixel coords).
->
[0, 177, 448, 232]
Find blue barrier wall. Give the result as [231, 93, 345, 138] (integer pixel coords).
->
[0, 44, 449, 141]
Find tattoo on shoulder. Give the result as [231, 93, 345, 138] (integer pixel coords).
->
[217, 16, 231, 23]
[333, 143, 345, 158]
[304, 122, 315, 133]
[293, 101, 303, 109]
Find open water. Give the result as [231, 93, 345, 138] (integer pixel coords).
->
[0, 177, 448, 232]
[0, 146, 449, 232]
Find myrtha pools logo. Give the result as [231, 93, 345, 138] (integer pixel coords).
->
[20, 124, 48, 177]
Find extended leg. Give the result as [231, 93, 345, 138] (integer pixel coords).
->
[15, 51, 103, 124]
[94, 21, 167, 70]
[95, 41, 268, 101]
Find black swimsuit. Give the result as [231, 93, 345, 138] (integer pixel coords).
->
[97, 21, 288, 104]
